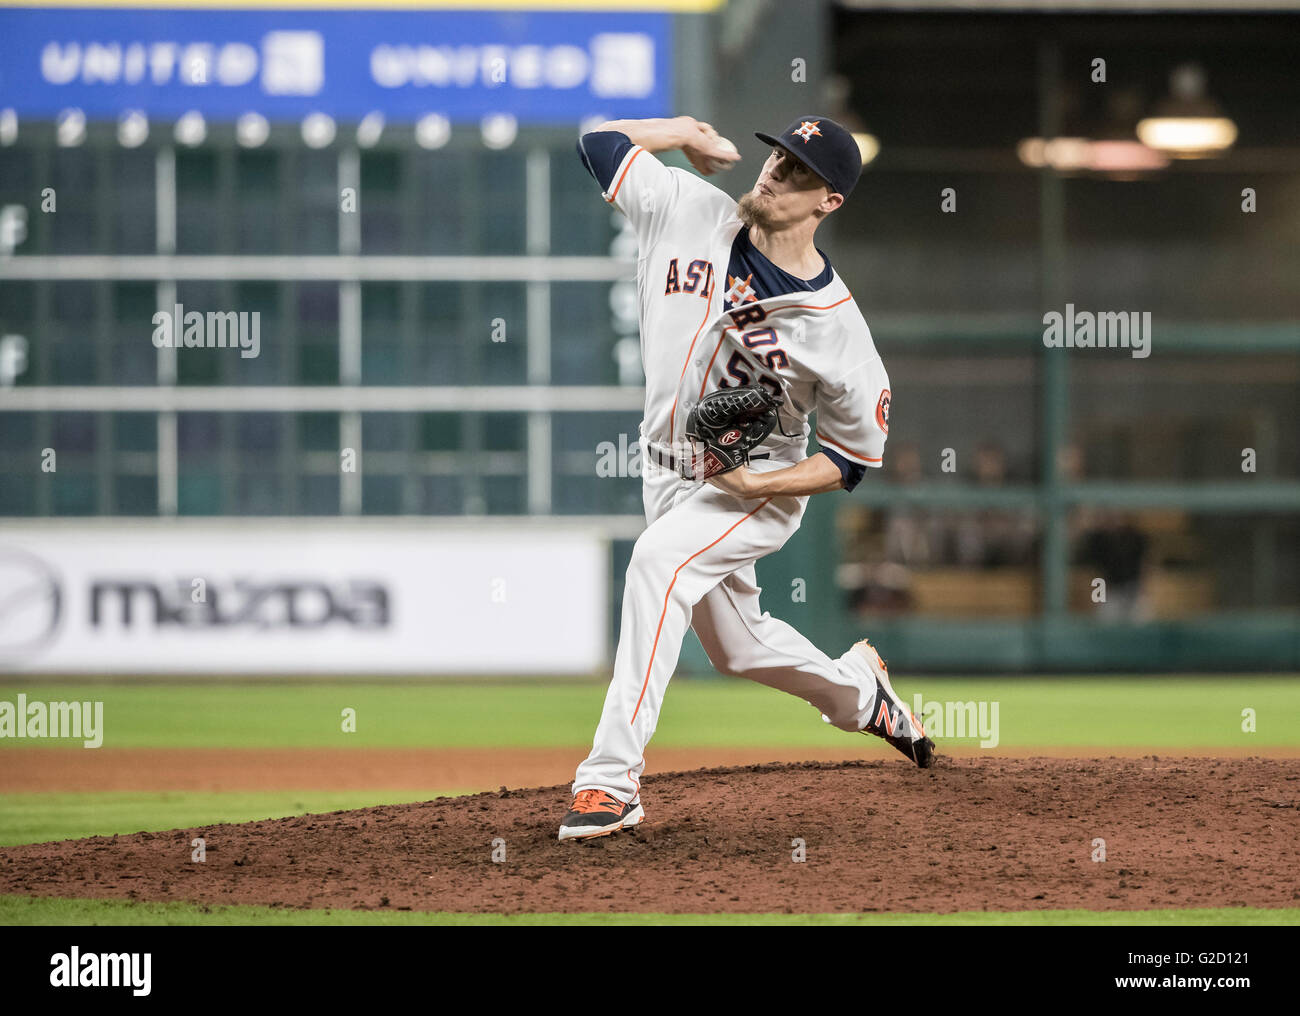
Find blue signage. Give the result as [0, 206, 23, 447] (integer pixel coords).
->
[0, 8, 671, 123]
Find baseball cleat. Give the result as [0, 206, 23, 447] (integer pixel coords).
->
[852, 639, 936, 768]
[557, 789, 645, 842]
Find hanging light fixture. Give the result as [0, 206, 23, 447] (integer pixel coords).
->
[1136, 64, 1237, 159]
[1018, 89, 1170, 177]
[851, 132, 880, 167]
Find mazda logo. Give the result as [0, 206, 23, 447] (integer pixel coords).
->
[0, 547, 62, 657]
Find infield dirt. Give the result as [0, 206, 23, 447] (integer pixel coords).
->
[2, 757, 1297, 915]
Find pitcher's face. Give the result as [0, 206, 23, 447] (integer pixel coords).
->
[741, 146, 837, 228]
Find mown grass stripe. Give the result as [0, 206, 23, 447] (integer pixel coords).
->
[2, 896, 1296, 926]
[1, 677, 1296, 750]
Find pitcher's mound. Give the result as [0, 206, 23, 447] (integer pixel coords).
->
[2, 757, 1297, 915]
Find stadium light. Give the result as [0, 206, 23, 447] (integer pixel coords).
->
[416, 113, 451, 150]
[175, 111, 207, 147]
[235, 113, 269, 148]
[117, 111, 149, 149]
[1136, 64, 1237, 159]
[301, 112, 337, 149]
[56, 109, 86, 147]
[357, 112, 385, 149]
[481, 113, 518, 150]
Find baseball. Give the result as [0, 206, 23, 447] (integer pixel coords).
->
[707, 137, 739, 172]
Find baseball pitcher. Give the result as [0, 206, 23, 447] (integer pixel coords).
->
[560, 114, 933, 842]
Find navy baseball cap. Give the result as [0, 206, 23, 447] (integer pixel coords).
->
[755, 115, 863, 199]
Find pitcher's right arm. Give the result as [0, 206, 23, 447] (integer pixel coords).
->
[576, 116, 741, 253]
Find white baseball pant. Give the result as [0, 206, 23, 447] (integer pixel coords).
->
[572, 454, 881, 803]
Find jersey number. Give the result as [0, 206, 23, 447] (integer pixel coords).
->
[717, 328, 786, 397]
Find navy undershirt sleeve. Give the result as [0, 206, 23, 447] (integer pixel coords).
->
[576, 130, 635, 192]
[821, 447, 869, 493]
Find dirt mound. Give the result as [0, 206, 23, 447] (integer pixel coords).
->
[2, 757, 1297, 915]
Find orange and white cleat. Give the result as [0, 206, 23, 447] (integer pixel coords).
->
[852, 639, 936, 768]
[557, 789, 646, 842]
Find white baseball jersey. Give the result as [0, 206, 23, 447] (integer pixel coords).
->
[570, 130, 899, 806]
[579, 131, 891, 482]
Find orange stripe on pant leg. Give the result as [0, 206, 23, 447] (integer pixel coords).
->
[630, 498, 773, 725]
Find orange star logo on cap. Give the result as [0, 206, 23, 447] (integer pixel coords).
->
[792, 120, 822, 143]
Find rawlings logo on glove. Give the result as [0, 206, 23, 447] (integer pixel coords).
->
[683, 385, 783, 481]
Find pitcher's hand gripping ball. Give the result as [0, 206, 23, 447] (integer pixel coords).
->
[683, 384, 782, 481]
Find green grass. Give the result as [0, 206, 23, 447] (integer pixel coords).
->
[1, 895, 1296, 926]
[0, 790, 462, 847]
[1, 676, 1297, 751]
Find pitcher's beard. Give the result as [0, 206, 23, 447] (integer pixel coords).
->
[737, 190, 775, 230]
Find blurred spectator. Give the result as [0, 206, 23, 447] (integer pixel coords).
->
[838, 441, 927, 614]
[882, 442, 936, 566]
[1076, 509, 1151, 622]
[1060, 441, 1105, 544]
[842, 440, 1042, 618]
[947, 442, 1035, 567]
[841, 561, 913, 614]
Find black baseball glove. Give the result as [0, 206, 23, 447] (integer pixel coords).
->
[683, 384, 783, 481]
